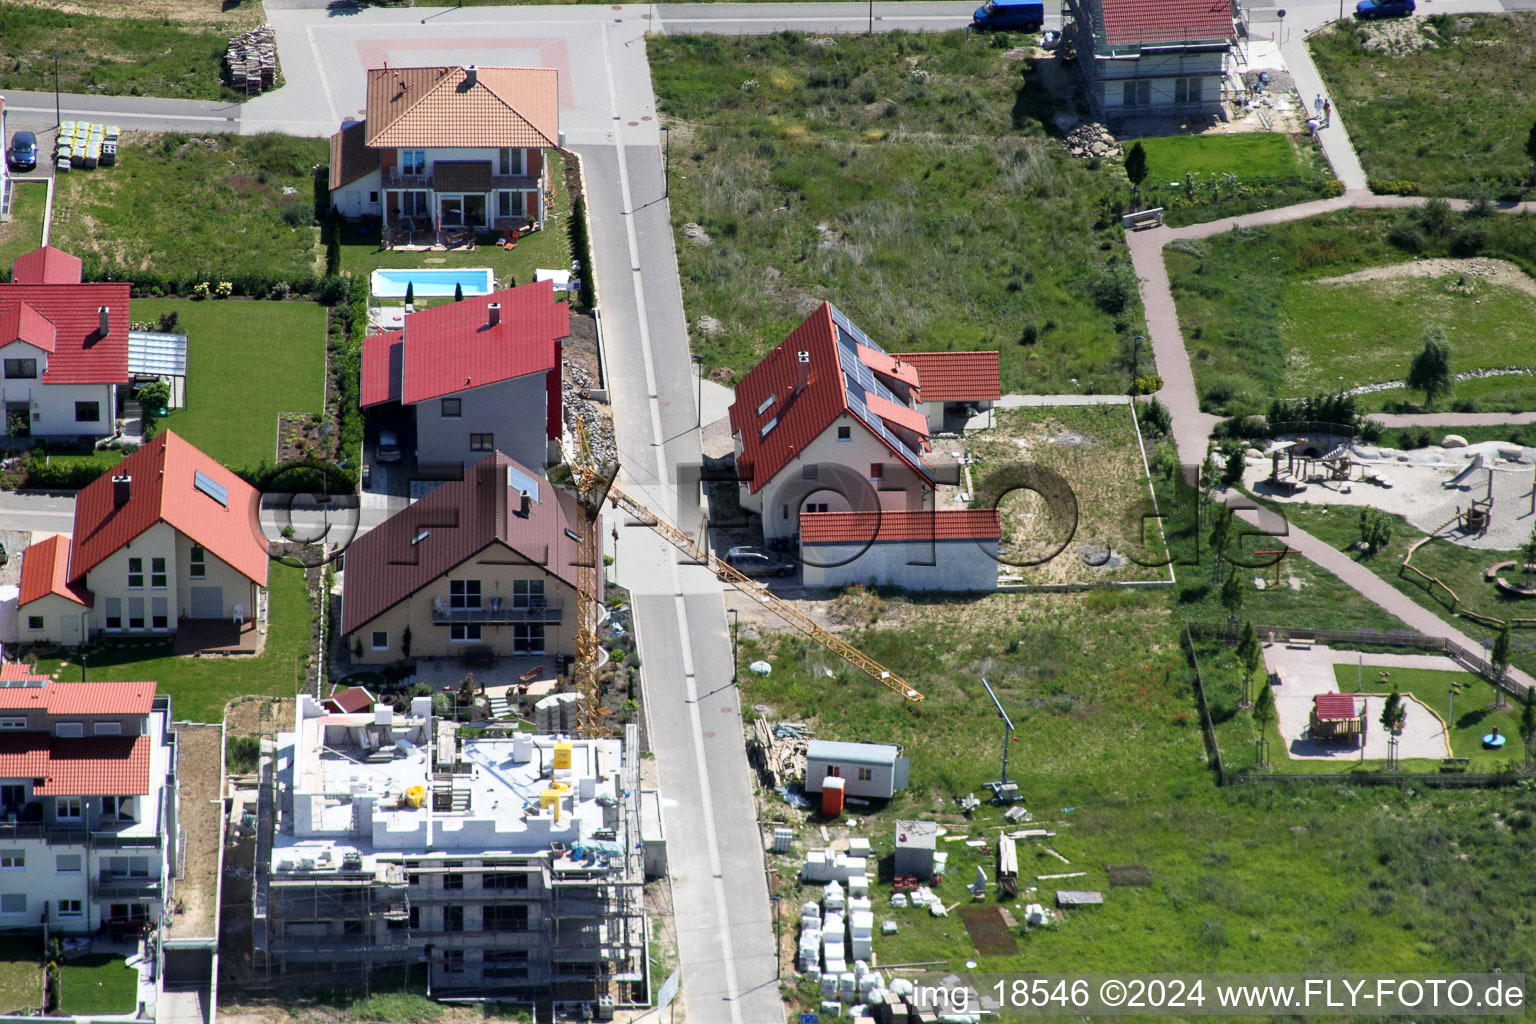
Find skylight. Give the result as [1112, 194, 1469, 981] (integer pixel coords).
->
[412, 530, 430, 546]
[756, 394, 776, 416]
[564, 528, 582, 543]
[759, 416, 779, 438]
[193, 470, 228, 507]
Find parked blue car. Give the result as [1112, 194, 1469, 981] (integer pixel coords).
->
[1355, 0, 1414, 19]
[7, 130, 37, 172]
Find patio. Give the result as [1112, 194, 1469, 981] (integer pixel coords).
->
[173, 618, 264, 657]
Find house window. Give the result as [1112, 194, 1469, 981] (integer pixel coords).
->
[470, 433, 494, 451]
[400, 150, 426, 176]
[94, 722, 122, 736]
[485, 872, 529, 891]
[0, 894, 24, 915]
[444, 905, 464, 932]
[105, 598, 122, 630]
[450, 624, 482, 642]
[1123, 79, 1151, 107]
[26, 616, 43, 631]
[151, 597, 168, 630]
[371, 631, 389, 651]
[443, 872, 464, 891]
[55, 798, 82, 821]
[497, 191, 525, 219]
[58, 900, 82, 918]
[870, 462, 884, 481]
[443, 950, 465, 974]
[102, 797, 133, 820]
[857, 767, 873, 781]
[802, 464, 818, 483]
[497, 148, 523, 176]
[441, 398, 462, 418]
[151, 558, 167, 589]
[824, 765, 841, 778]
[805, 502, 829, 514]
[0, 851, 24, 869]
[450, 580, 481, 609]
[127, 558, 144, 589]
[402, 191, 429, 217]
[1175, 77, 1204, 104]
[128, 598, 144, 630]
[369, 191, 380, 204]
[105, 856, 148, 878]
[56, 855, 81, 874]
[484, 904, 528, 932]
[837, 426, 851, 441]
[74, 402, 99, 423]
[3, 359, 37, 379]
[0, 720, 25, 731]
[56, 723, 83, 739]
[512, 579, 544, 608]
[513, 623, 544, 655]
[189, 547, 206, 579]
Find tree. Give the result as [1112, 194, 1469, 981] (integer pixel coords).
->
[1236, 620, 1262, 707]
[1526, 118, 1536, 184]
[324, 218, 341, 277]
[1406, 325, 1453, 407]
[1358, 507, 1392, 557]
[1522, 522, 1536, 591]
[135, 379, 172, 432]
[454, 281, 464, 302]
[1252, 681, 1276, 768]
[404, 281, 415, 308]
[1490, 622, 1512, 706]
[1208, 502, 1234, 581]
[1381, 686, 1407, 769]
[1221, 572, 1244, 623]
[1124, 141, 1148, 192]
[1520, 686, 1536, 769]
[353, 636, 363, 661]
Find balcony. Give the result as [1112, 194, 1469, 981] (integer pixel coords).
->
[383, 168, 539, 193]
[92, 873, 162, 901]
[431, 599, 562, 626]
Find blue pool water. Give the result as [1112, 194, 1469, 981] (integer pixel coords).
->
[371, 268, 495, 299]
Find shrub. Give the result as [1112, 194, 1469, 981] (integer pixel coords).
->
[157, 310, 180, 333]
[281, 200, 312, 229]
[1320, 179, 1346, 198]
[1090, 261, 1137, 315]
[20, 452, 120, 490]
[569, 194, 597, 310]
[1368, 179, 1420, 196]
[1387, 220, 1425, 253]
[1137, 396, 1172, 437]
[1449, 223, 1486, 257]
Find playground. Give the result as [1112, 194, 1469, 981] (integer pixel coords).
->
[1241, 439, 1536, 551]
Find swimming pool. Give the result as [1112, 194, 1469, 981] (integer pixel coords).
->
[371, 268, 495, 299]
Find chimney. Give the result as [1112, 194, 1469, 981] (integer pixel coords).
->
[517, 490, 531, 517]
[795, 350, 811, 393]
[487, 302, 502, 327]
[111, 475, 131, 510]
[464, 64, 478, 86]
[98, 307, 110, 336]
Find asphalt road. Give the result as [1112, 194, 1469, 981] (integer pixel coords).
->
[0, 90, 241, 135]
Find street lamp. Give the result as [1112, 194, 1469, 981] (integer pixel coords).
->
[728, 607, 739, 683]
[1130, 333, 1144, 395]
[693, 354, 705, 429]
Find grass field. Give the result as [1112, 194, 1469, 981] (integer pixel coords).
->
[0, 937, 39, 1015]
[0, 3, 250, 102]
[133, 298, 327, 471]
[966, 404, 1169, 583]
[1309, 13, 1536, 199]
[0, 181, 48, 271]
[650, 32, 1146, 395]
[35, 561, 310, 723]
[1132, 133, 1334, 227]
[57, 954, 137, 1016]
[1363, 373, 1536, 416]
[51, 133, 327, 289]
[1165, 207, 1536, 415]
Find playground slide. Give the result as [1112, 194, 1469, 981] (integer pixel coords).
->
[1443, 454, 1488, 489]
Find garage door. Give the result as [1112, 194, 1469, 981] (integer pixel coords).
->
[189, 587, 223, 619]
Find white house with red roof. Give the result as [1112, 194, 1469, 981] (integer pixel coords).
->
[0, 666, 176, 936]
[361, 281, 566, 475]
[1064, 0, 1236, 121]
[727, 303, 1000, 546]
[329, 65, 559, 233]
[17, 430, 270, 648]
[0, 245, 130, 441]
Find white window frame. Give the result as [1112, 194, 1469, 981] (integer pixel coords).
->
[371, 631, 389, 651]
[55, 797, 83, 821]
[0, 850, 24, 869]
[127, 557, 144, 590]
[94, 722, 122, 736]
[58, 899, 83, 918]
[150, 557, 167, 589]
[450, 624, 482, 642]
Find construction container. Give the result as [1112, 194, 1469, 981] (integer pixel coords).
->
[894, 820, 938, 880]
[822, 775, 846, 816]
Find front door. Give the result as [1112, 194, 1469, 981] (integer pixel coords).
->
[3, 403, 29, 438]
[463, 194, 486, 230]
[189, 586, 223, 619]
[60, 616, 81, 647]
[439, 196, 464, 228]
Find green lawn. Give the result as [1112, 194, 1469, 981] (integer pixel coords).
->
[1309, 13, 1536, 198]
[0, 181, 48, 271]
[1363, 373, 1536, 416]
[0, 936, 39, 1015]
[1136, 134, 1306, 182]
[36, 561, 311, 724]
[133, 298, 327, 471]
[0, 3, 252, 102]
[1131, 133, 1334, 226]
[56, 954, 137, 1017]
[51, 133, 327, 292]
[1165, 206, 1536, 415]
[1332, 665, 1526, 770]
[650, 32, 1146, 394]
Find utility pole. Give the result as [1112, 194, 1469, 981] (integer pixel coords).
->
[869, 0, 874, 35]
[693, 353, 704, 429]
[54, 55, 61, 129]
[728, 608, 739, 683]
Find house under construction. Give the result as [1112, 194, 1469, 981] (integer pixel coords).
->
[253, 694, 647, 1014]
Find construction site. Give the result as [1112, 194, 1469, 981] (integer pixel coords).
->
[251, 694, 648, 1016]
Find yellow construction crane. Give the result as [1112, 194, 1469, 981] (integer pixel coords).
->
[565, 421, 619, 738]
[564, 422, 923, 705]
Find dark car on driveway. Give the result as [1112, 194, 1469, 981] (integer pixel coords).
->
[721, 546, 797, 579]
[7, 131, 37, 172]
[1355, 0, 1414, 18]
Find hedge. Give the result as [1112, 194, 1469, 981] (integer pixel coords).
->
[569, 195, 597, 310]
[75, 257, 349, 304]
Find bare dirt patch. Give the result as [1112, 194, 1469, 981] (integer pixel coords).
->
[4, 0, 262, 30]
[169, 723, 222, 940]
[1313, 257, 1536, 298]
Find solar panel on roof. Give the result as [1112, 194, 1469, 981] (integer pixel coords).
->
[194, 470, 229, 507]
[506, 465, 540, 503]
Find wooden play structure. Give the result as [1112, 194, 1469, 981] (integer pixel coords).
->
[1310, 693, 1365, 742]
[1266, 438, 1359, 494]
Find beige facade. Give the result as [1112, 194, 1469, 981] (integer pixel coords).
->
[346, 540, 578, 664]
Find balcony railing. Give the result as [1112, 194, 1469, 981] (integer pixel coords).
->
[383, 170, 539, 192]
[431, 601, 562, 625]
[0, 822, 162, 849]
[91, 874, 162, 901]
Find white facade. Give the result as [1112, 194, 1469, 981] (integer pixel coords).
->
[414, 374, 549, 472]
[801, 536, 1000, 592]
[1, 339, 116, 439]
[804, 741, 909, 799]
[333, 169, 382, 220]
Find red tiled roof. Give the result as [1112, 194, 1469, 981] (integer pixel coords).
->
[1099, 0, 1233, 45]
[1313, 693, 1359, 721]
[341, 452, 593, 634]
[17, 534, 91, 608]
[856, 346, 919, 389]
[330, 121, 380, 191]
[902, 351, 1002, 403]
[0, 734, 152, 796]
[11, 245, 83, 286]
[727, 304, 933, 495]
[864, 391, 930, 438]
[360, 330, 403, 406]
[395, 282, 567, 407]
[68, 431, 268, 587]
[0, 275, 130, 385]
[323, 686, 376, 714]
[364, 66, 560, 150]
[0, 301, 57, 353]
[800, 509, 1002, 544]
[0, 665, 48, 683]
[40, 681, 156, 717]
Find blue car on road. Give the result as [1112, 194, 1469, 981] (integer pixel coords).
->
[1355, 0, 1414, 18]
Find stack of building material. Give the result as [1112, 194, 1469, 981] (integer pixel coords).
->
[824, 879, 845, 912]
[849, 907, 874, 960]
[771, 827, 794, 853]
[799, 898, 823, 973]
[823, 911, 846, 974]
[225, 25, 280, 95]
[533, 692, 580, 733]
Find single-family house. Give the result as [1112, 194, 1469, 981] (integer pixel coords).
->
[329, 64, 560, 233]
[799, 509, 1001, 591]
[361, 282, 566, 475]
[340, 451, 596, 664]
[1063, 0, 1236, 122]
[17, 430, 270, 647]
[804, 740, 909, 800]
[899, 351, 1000, 433]
[0, 245, 130, 441]
[0, 666, 177, 935]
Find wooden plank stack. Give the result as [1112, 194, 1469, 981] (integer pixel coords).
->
[225, 26, 280, 95]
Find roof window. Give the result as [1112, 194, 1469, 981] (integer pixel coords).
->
[193, 471, 228, 507]
[759, 416, 779, 438]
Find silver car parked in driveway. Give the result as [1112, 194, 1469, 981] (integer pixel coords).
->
[721, 545, 797, 579]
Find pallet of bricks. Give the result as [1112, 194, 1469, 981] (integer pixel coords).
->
[226, 26, 279, 95]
